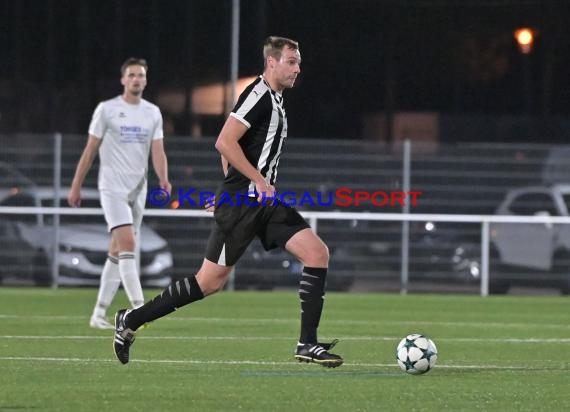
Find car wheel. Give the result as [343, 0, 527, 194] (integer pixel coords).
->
[489, 279, 510, 294]
[32, 252, 50, 287]
[552, 250, 570, 295]
[489, 246, 510, 294]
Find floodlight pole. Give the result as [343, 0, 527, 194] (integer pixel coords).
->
[52, 133, 62, 289]
[226, 0, 240, 291]
[226, 0, 240, 117]
[400, 140, 411, 295]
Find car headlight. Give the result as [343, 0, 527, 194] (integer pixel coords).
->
[424, 221, 435, 232]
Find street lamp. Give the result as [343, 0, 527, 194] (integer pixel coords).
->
[514, 28, 535, 54]
[514, 27, 536, 114]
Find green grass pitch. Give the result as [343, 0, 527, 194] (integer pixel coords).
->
[1, 287, 570, 411]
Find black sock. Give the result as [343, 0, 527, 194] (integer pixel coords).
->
[125, 276, 204, 330]
[298, 267, 327, 344]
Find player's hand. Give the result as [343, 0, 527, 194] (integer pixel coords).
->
[161, 180, 172, 195]
[205, 196, 215, 213]
[67, 187, 81, 208]
[255, 180, 276, 205]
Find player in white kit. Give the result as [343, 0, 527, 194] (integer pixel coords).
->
[68, 57, 171, 329]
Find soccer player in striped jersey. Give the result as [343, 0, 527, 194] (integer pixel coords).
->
[68, 58, 171, 330]
[113, 37, 343, 367]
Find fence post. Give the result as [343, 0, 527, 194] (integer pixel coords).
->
[480, 220, 490, 297]
[51, 132, 62, 289]
[309, 215, 318, 232]
[400, 139, 411, 294]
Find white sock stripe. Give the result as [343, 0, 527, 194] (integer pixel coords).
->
[184, 278, 191, 295]
[298, 289, 310, 294]
[107, 255, 119, 264]
[299, 281, 313, 287]
[118, 253, 135, 260]
[176, 281, 181, 295]
[302, 273, 319, 279]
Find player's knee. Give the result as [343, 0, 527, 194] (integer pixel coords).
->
[111, 226, 136, 251]
[317, 243, 330, 265]
[198, 278, 225, 296]
[196, 269, 230, 296]
[304, 243, 329, 267]
[117, 237, 136, 252]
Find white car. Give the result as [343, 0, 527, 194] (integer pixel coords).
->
[0, 187, 173, 287]
[491, 184, 570, 294]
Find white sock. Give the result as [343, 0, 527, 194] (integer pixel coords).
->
[118, 251, 144, 308]
[92, 255, 121, 318]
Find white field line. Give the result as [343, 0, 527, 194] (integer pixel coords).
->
[1, 335, 570, 344]
[0, 314, 568, 330]
[0, 356, 541, 370]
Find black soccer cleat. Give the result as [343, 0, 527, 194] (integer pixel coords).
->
[294, 340, 344, 368]
[113, 309, 136, 365]
[318, 338, 339, 352]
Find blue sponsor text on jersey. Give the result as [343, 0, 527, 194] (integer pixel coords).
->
[120, 125, 149, 143]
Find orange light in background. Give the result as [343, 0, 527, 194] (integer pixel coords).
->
[514, 27, 535, 54]
[191, 76, 257, 115]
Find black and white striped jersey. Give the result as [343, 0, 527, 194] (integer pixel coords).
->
[223, 75, 288, 194]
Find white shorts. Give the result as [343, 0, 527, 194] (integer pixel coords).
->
[99, 189, 146, 232]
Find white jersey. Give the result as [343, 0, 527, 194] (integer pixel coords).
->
[88, 96, 164, 193]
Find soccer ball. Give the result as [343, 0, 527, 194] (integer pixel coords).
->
[396, 334, 438, 375]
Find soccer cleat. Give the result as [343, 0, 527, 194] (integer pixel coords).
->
[89, 315, 114, 330]
[113, 309, 136, 364]
[294, 340, 344, 368]
[318, 338, 339, 351]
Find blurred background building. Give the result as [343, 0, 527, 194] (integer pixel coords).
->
[2, 0, 569, 144]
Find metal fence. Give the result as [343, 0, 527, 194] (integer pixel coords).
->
[1, 133, 570, 295]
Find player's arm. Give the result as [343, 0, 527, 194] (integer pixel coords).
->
[151, 138, 171, 195]
[68, 135, 101, 207]
[220, 155, 229, 177]
[214, 116, 274, 200]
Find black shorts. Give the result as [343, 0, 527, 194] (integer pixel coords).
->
[205, 197, 310, 266]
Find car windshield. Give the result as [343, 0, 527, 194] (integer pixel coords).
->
[41, 197, 103, 225]
[0, 164, 34, 189]
[0, 191, 104, 226]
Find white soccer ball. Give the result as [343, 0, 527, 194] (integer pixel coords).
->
[396, 334, 438, 375]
